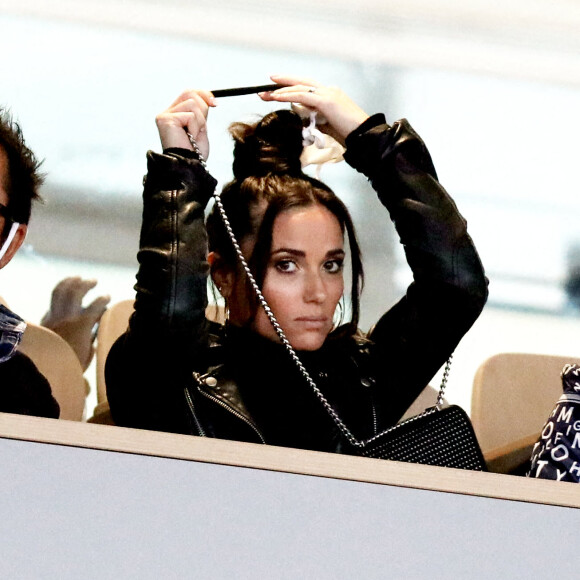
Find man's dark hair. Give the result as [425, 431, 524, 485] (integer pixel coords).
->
[0, 108, 44, 225]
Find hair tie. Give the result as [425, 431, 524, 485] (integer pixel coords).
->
[299, 110, 345, 174]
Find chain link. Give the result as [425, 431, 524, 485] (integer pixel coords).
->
[436, 354, 452, 407]
[186, 132, 207, 169]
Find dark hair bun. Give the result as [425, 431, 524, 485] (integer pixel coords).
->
[230, 109, 304, 179]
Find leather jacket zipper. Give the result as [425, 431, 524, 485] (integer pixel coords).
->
[184, 388, 207, 437]
[197, 388, 266, 444]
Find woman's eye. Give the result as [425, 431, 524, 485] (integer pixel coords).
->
[324, 259, 344, 274]
[275, 260, 297, 273]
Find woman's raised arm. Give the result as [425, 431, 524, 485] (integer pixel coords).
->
[105, 90, 218, 432]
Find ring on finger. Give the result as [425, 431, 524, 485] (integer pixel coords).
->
[308, 87, 316, 94]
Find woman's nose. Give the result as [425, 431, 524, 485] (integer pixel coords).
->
[304, 272, 327, 303]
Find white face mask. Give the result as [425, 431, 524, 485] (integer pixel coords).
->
[0, 221, 20, 262]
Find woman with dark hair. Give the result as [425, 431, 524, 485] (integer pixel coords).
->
[105, 76, 488, 453]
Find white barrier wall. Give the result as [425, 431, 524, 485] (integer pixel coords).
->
[1, 414, 578, 579]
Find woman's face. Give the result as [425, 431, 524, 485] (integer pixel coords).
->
[255, 204, 345, 350]
[228, 203, 345, 351]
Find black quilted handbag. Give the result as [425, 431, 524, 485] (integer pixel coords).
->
[325, 357, 486, 471]
[354, 401, 486, 470]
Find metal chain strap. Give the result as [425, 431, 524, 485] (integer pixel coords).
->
[191, 131, 452, 448]
[436, 354, 452, 406]
[187, 133, 207, 169]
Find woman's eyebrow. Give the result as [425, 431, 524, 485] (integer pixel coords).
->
[270, 248, 345, 258]
[327, 249, 346, 257]
[271, 248, 305, 258]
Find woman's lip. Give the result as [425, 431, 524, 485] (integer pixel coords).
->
[295, 317, 328, 329]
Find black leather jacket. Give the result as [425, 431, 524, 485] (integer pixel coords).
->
[106, 115, 488, 453]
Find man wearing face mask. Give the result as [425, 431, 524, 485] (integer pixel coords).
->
[0, 109, 59, 418]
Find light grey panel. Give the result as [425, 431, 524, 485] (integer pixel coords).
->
[0, 438, 576, 579]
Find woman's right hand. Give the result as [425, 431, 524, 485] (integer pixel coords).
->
[259, 76, 370, 146]
[155, 90, 216, 160]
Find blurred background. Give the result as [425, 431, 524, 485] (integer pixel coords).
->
[1, 0, 580, 415]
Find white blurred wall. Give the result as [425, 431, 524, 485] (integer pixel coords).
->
[0, 2, 579, 417]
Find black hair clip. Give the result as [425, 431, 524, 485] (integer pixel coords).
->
[210, 83, 288, 98]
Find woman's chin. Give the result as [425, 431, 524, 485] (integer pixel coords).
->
[287, 331, 328, 352]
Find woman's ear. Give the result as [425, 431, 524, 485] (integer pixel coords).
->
[0, 223, 27, 269]
[208, 251, 234, 298]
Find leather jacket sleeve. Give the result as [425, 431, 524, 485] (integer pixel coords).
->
[344, 115, 488, 420]
[105, 149, 217, 432]
[134, 150, 217, 339]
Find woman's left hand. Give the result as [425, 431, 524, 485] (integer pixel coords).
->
[259, 75, 370, 145]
